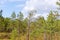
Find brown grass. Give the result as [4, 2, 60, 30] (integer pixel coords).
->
[0, 32, 60, 40]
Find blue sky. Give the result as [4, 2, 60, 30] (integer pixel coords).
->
[0, 0, 58, 18]
[0, 0, 27, 17]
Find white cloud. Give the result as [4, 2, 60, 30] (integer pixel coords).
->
[33, 12, 49, 19]
[22, 0, 57, 11]
[22, 0, 58, 18]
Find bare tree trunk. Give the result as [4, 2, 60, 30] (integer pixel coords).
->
[27, 28, 30, 40]
[54, 32, 59, 40]
[26, 20, 30, 40]
[49, 32, 52, 40]
[44, 32, 47, 40]
[26, 10, 36, 40]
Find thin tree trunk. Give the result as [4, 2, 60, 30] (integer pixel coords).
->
[26, 20, 30, 40]
[49, 32, 52, 40]
[44, 32, 47, 40]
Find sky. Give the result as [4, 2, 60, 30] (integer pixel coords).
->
[0, 0, 58, 18]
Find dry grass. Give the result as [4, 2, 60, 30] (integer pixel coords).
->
[0, 32, 60, 40]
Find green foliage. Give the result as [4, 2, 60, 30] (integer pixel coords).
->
[17, 12, 24, 21]
[11, 12, 16, 20]
[0, 17, 5, 32]
[0, 10, 3, 17]
[47, 11, 55, 33]
[30, 16, 45, 37]
[10, 28, 18, 40]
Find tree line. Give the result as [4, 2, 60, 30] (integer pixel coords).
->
[0, 10, 60, 40]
